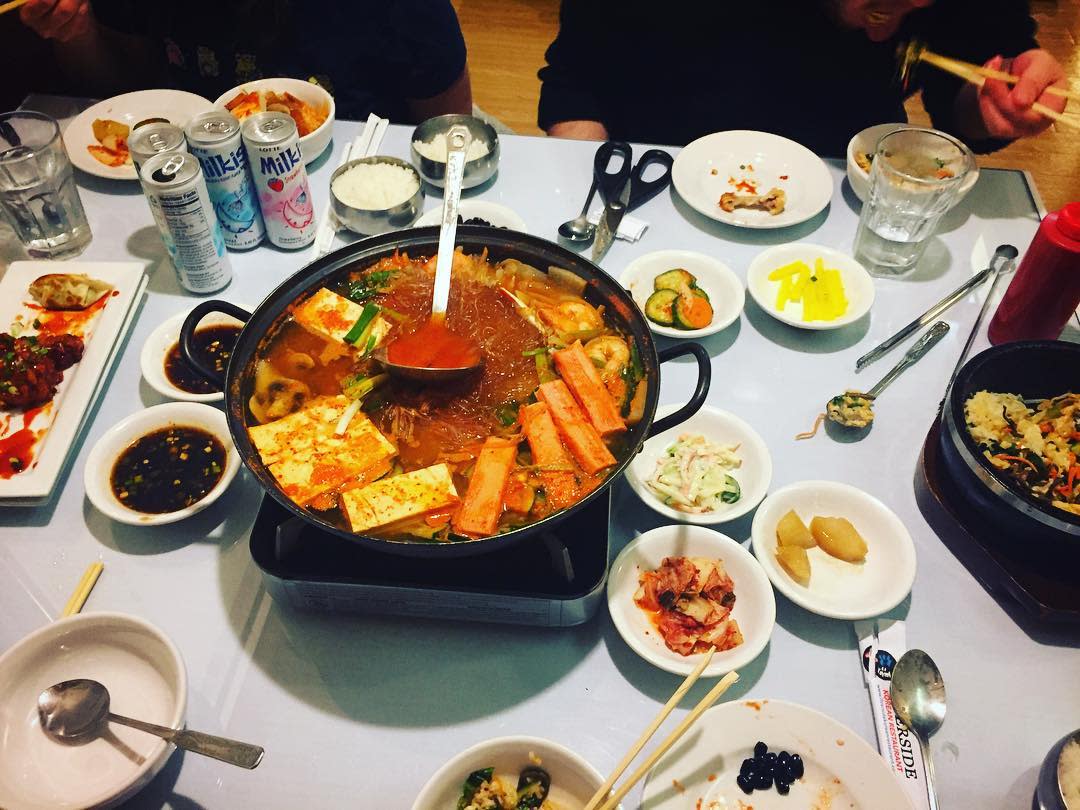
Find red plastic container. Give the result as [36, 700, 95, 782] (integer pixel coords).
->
[988, 202, 1080, 344]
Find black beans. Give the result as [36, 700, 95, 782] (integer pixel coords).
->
[736, 741, 801, 796]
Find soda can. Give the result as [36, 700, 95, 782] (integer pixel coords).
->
[128, 121, 186, 175]
[241, 111, 315, 249]
[185, 110, 265, 250]
[139, 151, 233, 294]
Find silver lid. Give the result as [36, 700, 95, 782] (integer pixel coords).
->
[128, 122, 185, 157]
[184, 109, 240, 145]
[240, 111, 297, 146]
[140, 150, 201, 187]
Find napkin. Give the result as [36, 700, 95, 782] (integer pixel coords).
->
[586, 206, 648, 242]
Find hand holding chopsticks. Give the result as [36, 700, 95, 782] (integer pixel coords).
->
[584, 649, 739, 810]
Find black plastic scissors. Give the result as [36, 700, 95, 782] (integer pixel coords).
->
[592, 141, 674, 262]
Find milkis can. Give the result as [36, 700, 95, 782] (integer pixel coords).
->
[128, 121, 186, 175]
[139, 151, 233, 294]
[241, 111, 315, 249]
[185, 109, 265, 250]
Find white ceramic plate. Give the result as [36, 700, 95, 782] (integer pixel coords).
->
[746, 243, 875, 330]
[214, 77, 335, 165]
[0, 262, 146, 502]
[414, 199, 527, 232]
[626, 405, 771, 525]
[750, 481, 917, 620]
[412, 735, 611, 810]
[64, 90, 213, 180]
[608, 524, 775, 677]
[0, 612, 187, 810]
[140, 306, 248, 402]
[84, 402, 241, 526]
[672, 130, 832, 229]
[620, 250, 744, 338]
[641, 699, 915, 810]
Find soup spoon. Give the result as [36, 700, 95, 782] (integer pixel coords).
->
[37, 678, 264, 769]
[376, 124, 483, 384]
[558, 179, 599, 243]
[826, 320, 950, 429]
[890, 650, 946, 810]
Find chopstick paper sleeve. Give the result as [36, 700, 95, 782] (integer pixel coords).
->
[854, 619, 931, 810]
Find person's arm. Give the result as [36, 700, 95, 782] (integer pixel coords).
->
[406, 66, 472, 122]
[537, 0, 610, 139]
[917, 1, 1066, 148]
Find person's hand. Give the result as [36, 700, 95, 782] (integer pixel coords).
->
[547, 120, 609, 141]
[19, 0, 93, 42]
[978, 49, 1067, 139]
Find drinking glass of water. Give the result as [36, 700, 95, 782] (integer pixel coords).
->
[0, 111, 92, 259]
[853, 127, 974, 276]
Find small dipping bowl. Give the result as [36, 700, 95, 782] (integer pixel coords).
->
[84, 402, 241, 526]
[410, 114, 500, 189]
[330, 156, 425, 236]
[0, 612, 186, 810]
[140, 306, 246, 403]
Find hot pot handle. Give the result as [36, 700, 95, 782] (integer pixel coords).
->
[179, 301, 252, 390]
[647, 343, 712, 438]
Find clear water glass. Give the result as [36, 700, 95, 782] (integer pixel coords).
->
[0, 111, 92, 259]
[853, 127, 973, 276]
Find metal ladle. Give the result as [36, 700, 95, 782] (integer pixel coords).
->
[558, 179, 599, 243]
[827, 321, 951, 429]
[38, 678, 264, 769]
[891, 650, 947, 810]
[375, 124, 482, 383]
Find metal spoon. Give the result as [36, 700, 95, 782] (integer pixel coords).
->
[827, 321, 950, 428]
[38, 679, 264, 769]
[558, 179, 598, 243]
[891, 650, 946, 810]
[376, 124, 482, 384]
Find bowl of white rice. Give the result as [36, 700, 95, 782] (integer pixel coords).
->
[1036, 729, 1080, 810]
[411, 114, 500, 189]
[329, 156, 424, 235]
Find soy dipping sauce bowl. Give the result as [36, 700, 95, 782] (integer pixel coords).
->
[410, 114, 499, 189]
[330, 156, 425, 236]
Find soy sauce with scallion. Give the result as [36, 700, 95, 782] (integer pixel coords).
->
[164, 324, 241, 394]
[110, 426, 226, 513]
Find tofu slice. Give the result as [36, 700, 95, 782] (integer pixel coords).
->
[341, 463, 459, 533]
[248, 395, 349, 465]
[292, 288, 390, 353]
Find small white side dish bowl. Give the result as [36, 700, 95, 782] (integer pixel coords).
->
[746, 243, 875, 330]
[415, 199, 528, 233]
[620, 249, 744, 338]
[846, 122, 979, 204]
[626, 404, 771, 525]
[140, 307, 245, 402]
[608, 524, 776, 677]
[750, 480, 917, 620]
[412, 736, 611, 810]
[84, 402, 240, 526]
[214, 77, 334, 164]
[0, 612, 186, 810]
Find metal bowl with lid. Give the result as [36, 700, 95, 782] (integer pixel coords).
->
[410, 114, 499, 189]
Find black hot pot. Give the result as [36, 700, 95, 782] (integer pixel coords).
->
[181, 226, 711, 558]
[940, 340, 1080, 559]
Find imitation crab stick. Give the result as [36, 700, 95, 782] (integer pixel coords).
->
[452, 436, 518, 537]
[537, 380, 616, 475]
[552, 341, 625, 437]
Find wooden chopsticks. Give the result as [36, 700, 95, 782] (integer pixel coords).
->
[917, 48, 1078, 129]
[585, 649, 739, 810]
[0, 0, 28, 16]
[60, 561, 104, 618]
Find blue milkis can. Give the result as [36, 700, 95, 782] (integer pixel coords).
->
[185, 109, 266, 250]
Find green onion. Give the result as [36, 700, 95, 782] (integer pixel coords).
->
[522, 347, 547, 357]
[343, 304, 380, 344]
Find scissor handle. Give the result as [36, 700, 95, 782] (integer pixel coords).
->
[627, 148, 673, 211]
[593, 141, 633, 207]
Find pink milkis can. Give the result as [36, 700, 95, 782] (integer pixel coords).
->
[240, 111, 315, 249]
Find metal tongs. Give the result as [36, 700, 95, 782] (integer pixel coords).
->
[855, 244, 1018, 371]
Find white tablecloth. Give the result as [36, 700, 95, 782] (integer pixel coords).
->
[1, 97, 1078, 809]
